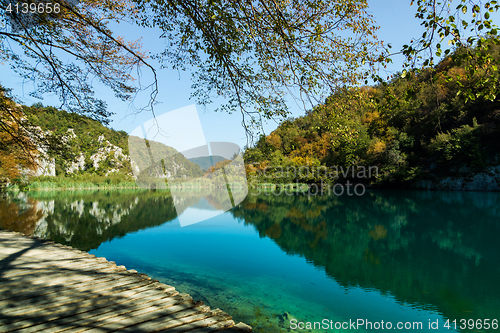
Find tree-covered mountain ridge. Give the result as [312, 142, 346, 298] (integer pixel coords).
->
[0, 98, 204, 184]
[244, 43, 500, 191]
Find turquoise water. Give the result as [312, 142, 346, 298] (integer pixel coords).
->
[1, 189, 499, 332]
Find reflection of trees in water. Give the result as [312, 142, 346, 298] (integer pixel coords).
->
[0, 196, 43, 235]
[285, 207, 327, 249]
[1, 190, 178, 251]
[1, 187, 247, 252]
[231, 190, 500, 322]
[368, 225, 387, 240]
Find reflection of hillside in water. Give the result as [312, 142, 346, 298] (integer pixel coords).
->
[0, 190, 178, 251]
[0, 194, 44, 236]
[231, 190, 500, 323]
[0, 188, 247, 251]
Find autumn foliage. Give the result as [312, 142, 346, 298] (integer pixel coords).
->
[244, 42, 500, 186]
[0, 87, 38, 184]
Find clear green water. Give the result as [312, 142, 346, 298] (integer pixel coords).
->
[1, 189, 499, 332]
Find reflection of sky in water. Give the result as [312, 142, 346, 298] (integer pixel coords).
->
[176, 207, 224, 227]
[176, 198, 227, 227]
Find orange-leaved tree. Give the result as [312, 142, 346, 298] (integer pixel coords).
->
[0, 87, 38, 184]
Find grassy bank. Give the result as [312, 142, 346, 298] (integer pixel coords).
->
[22, 174, 138, 191]
[12, 175, 250, 191]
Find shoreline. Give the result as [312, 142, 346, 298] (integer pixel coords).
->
[3, 175, 500, 193]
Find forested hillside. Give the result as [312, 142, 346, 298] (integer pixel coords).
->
[24, 103, 131, 176]
[244, 43, 500, 189]
[0, 91, 204, 188]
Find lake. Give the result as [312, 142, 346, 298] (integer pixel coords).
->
[1, 189, 499, 332]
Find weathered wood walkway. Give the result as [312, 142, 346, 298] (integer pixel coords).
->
[0, 230, 252, 333]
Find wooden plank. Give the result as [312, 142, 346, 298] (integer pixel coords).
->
[0, 274, 131, 302]
[153, 311, 231, 333]
[124, 309, 223, 333]
[0, 263, 130, 284]
[0, 256, 108, 268]
[0, 294, 172, 330]
[0, 255, 96, 266]
[1, 279, 163, 316]
[0, 258, 115, 274]
[5, 294, 193, 333]
[0, 230, 252, 332]
[60, 302, 206, 333]
[0, 270, 145, 300]
[0, 255, 107, 266]
[0, 267, 120, 289]
[0, 274, 154, 307]
[0, 260, 110, 275]
[0, 270, 161, 302]
[0, 262, 116, 280]
[1, 286, 179, 322]
[85, 303, 211, 333]
[0, 247, 89, 260]
[0, 291, 181, 328]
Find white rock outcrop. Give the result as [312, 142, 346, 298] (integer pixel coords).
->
[89, 138, 129, 170]
[27, 127, 131, 176]
[66, 153, 86, 174]
[33, 157, 56, 177]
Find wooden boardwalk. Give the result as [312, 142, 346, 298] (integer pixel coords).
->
[0, 230, 252, 333]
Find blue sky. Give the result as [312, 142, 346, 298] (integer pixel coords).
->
[0, 1, 461, 148]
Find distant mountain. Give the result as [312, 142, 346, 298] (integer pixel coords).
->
[128, 136, 204, 179]
[189, 155, 227, 171]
